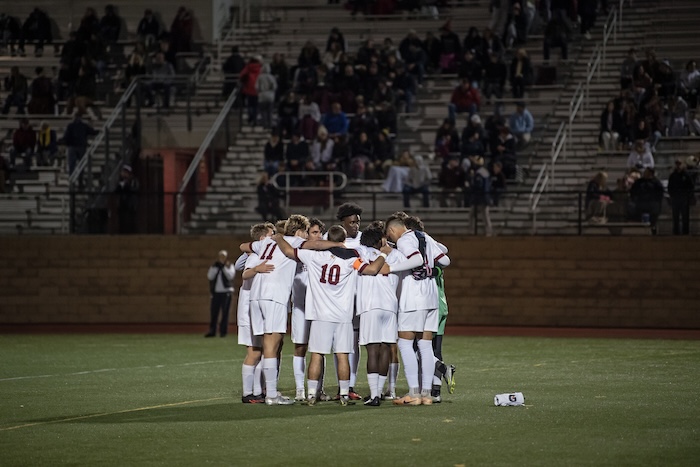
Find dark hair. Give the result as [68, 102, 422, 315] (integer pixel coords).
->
[327, 225, 347, 243]
[403, 216, 424, 232]
[309, 217, 326, 234]
[336, 202, 363, 220]
[360, 225, 384, 249]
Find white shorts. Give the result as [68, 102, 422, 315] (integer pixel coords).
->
[308, 321, 354, 355]
[359, 310, 398, 345]
[250, 300, 288, 335]
[291, 307, 311, 344]
[237, 325, 262, 348]
[398, 309, 439, 333]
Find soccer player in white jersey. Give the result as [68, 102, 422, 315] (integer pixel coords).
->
[241, 215, 340, 405]
[323, 203, 364, 400]
[356, 221, 403, 406]
[236, 222, 275, 404]
[384, 213, 451, 405]
[403, 215, 455, 403]
[274, 225, 387, 406]
[290, 218, 326, 401]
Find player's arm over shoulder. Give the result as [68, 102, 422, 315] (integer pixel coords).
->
[354, 252, 386, 276]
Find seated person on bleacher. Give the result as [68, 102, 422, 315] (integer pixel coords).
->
[286, 132, 311, 173]
[144, 52, 175, 109]
[27, 67, 56, 115]
[10, 118, 36, 168]
[438, 156, 466, 208]
[482, 52, 508, 102]
[137, 9, 161, 50]
[0, 13, 22, 56]
[509, 101, 534, 149]
[489, 125, 517, 180]
[629, 167, 664, 235]
[2, 66, 28, 115]
[585, 171, 613, 222]
[403, 154, 431, 209]
[35, 121, 59, 167]
[99, 5, 122, 46]
[321, 102, 349, 138]
[18, 8, 52, 57]
[310, 126, 335, 171]
[626, 140, 654, 171]
[448, 79, 481, 122]
[599, 99, 625, 151]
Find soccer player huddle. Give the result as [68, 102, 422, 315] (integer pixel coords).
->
[234, 202, 455, 407]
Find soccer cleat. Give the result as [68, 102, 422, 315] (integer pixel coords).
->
[241, 394, 265, 404]
[307, 396, 317, 406]
[364, 396, 381, 407]
[339, 395, 356, 406]
[318, 391, 332, 402]
[265, 395, 295, 405]
[295, 389, 306, 401]
[382, 390, 397, 400]
[421, 396, 433, 406]
[444, 364, 457, 394]
[392, 394, 422, 406]
[348, 388, 362, 400]
[432, 394, 442, 403]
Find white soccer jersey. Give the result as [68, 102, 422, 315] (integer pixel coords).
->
[395, 230, 438, 312]
[291, 261, 308, 311]
[237, 253, 262, 327]
[295, 247, 366, 323]
[249, 235, 306, 305]
[356, 247, 402, 315]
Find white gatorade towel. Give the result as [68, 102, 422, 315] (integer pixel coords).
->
[494, 392, 525, 406]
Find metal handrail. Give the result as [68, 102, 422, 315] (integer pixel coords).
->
[550, 121, 567, 189]
[270, 171, 349, 210]
[175, 88, 240, 233]
[68, 78, 140, 188]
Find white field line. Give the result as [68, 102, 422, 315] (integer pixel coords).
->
[0, 359, 236, 382]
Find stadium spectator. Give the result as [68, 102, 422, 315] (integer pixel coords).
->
[679, 60, 699, 109]
[402, 154, 431, 208]
[667, 159, 696, 235]
[626, 140, 654, 171]
[578, 0, 597, 40]
[482, 52, 507, 102]
[401, 39, 427, 85]
[270, 53, 290, 100]
[326, 27, 346, 53]
[0, 13, 21, 56]
[205, 250, 234, 338]
[60, 112, 98, 176]
[463, 27, 482, 55]
[277, 91, 299, 138]
[65, 60, 100, 119]
[322, 102, 349, 138]
[255, 172, 285, 222]
[543, 15, 571, 61]
[77, 7, 100, 43]
[422, 31, 441, 72]
[115, 164, 140, 234]
[465, 156, 493, 236]
[123, 42, 148, 90]
[19, 8, 52, 57]
[0, 155, 9, 192]
[310, 126, 335, 170]
[2, 66, 28, 114]
[489, 0, 509, 40]
[510, 48, 533, 99]
[668, 95, 689, 137]
[137, 9, 161, 49]
[509, 101, 534, 149]
[435, 118, 460, 162]
[392, 63, 417, 113]
[221, 46, 245, 96]
[479, 27, 504, 63]
[490, 160, 507, 206]
[349, 104, 378, 140]
[448, 79, 481, 122]
[256, 64, 278, 129]
[630, 167, 664, 234]
[585, 171, 612, 222]
[170, 7, 194, 56]
[439, 156, 465, 207]
[144, 52, 174, 110]
[490, 125, 517, 180]
[286, 132, 311, 172]
[263, 131, 284, 177]
[349, 131, 374, 180]
[27, 67, 55, 115]
[371, 129, 394, 178]
[599, 100, 624, 151]
[619, 48, 638, 90]
[240, 55, 263, 125]
[99, 5, 122, 45]
[438, 23, 461, 73]
[298, 40, 321, 69]
[9, 118, 35, 168]
[457, 49, 483, 89]
[35, 121, 59, 167]
[505, 2, 529, 49]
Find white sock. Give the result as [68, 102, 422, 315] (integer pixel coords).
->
[307, 379, 318, 399]
[242, 364, 255, 396]
[349, 330, 360, 387]
[339, 380, 350, 397]
[293, 356, 306, 391]
[263, 358, 278, 398]
[378, 374, 388, 395]
[389, 362, 399, 392]
[367, 373, 379, 399]
[253, 360, 263, 395]
[417, 339, 435, 395]
[397, 338, 419, 392]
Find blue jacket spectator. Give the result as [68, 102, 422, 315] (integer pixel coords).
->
[322, 102, 349, 137]
[509, 102, 534, 148]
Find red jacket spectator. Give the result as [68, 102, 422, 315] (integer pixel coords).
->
[240, 57, 262, 97]
[13, 119, 36, 153]
[450, 81, 481, 110]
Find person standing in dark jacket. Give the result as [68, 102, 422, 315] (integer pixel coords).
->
[59, 113, 98, 176]
[630, 167, 664, 235]
[667, 159, 696, 235]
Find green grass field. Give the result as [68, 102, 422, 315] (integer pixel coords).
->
[1, 334, 699, 466]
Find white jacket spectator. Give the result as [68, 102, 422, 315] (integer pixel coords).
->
[626, 141, 654, 170]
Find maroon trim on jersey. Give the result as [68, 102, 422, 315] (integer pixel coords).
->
[406, 251, 420, 259]
[435, 253, 445, 263]
[299, 241, 307, 249]
[248, 241, 254, 253]
[358, 263, 368, 274]
[293, 248, 299, 261]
